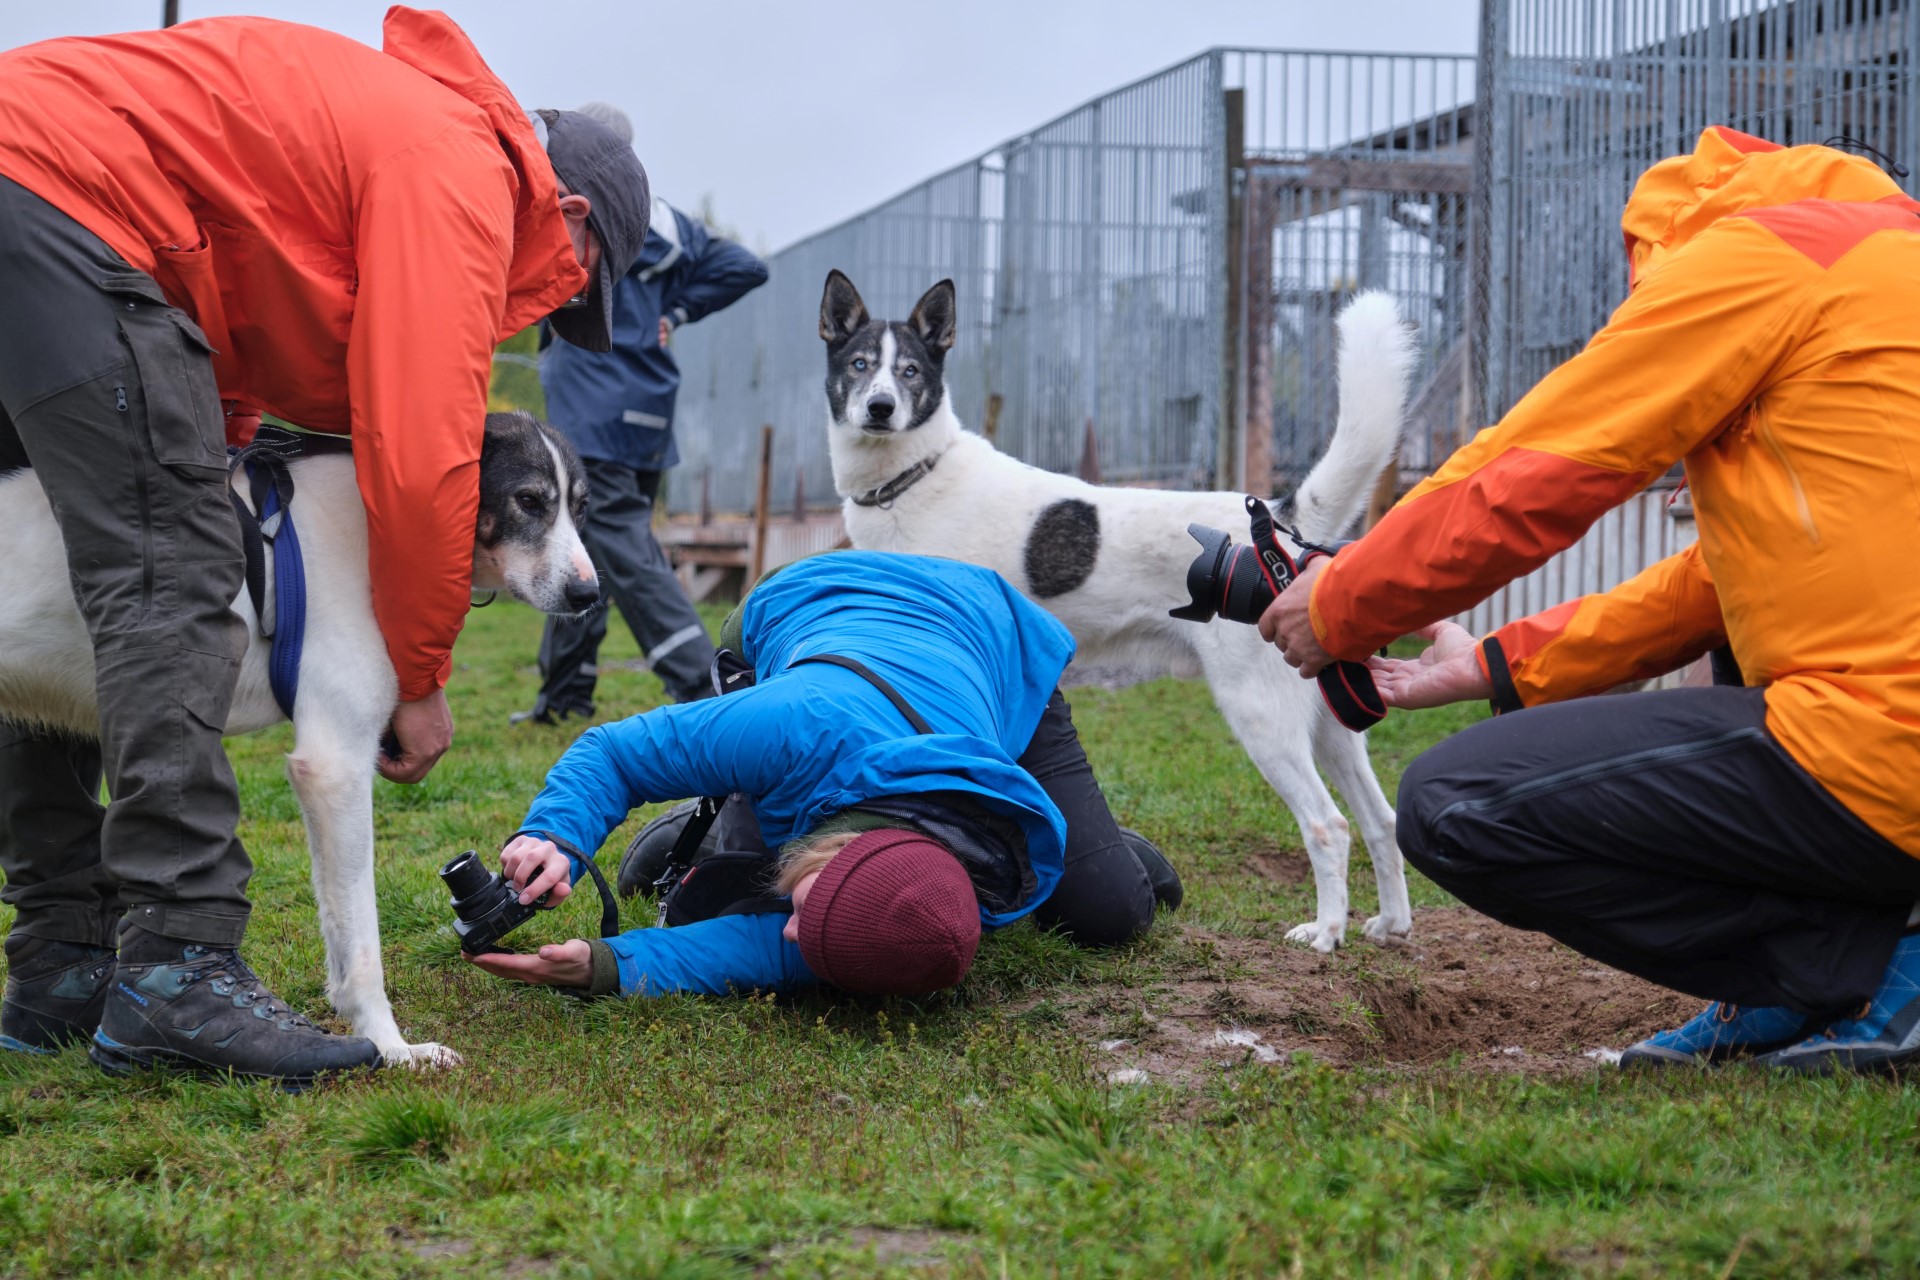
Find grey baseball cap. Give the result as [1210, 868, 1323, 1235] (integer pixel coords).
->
[532, 108, 651, 352]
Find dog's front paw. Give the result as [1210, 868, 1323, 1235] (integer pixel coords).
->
[1285, 920, 1344, 953]
[382, 1041, 463, 1071]
[1363, 913, 1413, 947]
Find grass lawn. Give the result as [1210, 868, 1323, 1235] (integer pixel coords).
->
[3, 600, 1918, 1279]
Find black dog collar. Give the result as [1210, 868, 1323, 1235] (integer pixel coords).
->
[851, 451, 943, 509]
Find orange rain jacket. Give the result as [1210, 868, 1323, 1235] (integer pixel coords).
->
[0, 9, 586, 700]
[1310, 126, 1920, 856]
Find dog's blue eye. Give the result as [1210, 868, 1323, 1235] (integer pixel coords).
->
[902, 365, 919, 379]
[852, 358, 867, 371]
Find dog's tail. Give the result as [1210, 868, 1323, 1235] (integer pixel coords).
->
[1287, 291, 1414, 545]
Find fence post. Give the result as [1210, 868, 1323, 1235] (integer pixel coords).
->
[1241, 173, 1273, 494]
[1222, 86, 1246, 491]
[1077, 418, 1102, 484]
[748, 424, 774, 587]
[1470, 0, 1510, 427]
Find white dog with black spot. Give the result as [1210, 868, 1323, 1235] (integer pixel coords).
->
[818, 272, 1416, 951]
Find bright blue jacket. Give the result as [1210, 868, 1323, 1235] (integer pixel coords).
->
[540, 198, 767, 470]
[517, 551, 1077, 997]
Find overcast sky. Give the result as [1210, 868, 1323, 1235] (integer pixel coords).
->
[4, 2, 1478, 251]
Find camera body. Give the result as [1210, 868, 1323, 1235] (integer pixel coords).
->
[440, 849, 548, 955]
[1170, 496, 1386, 732]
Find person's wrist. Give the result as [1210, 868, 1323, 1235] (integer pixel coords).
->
[586, 939, 620, 996]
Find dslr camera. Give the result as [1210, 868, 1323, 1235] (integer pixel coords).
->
[439, 849, 548, 955]
[1170, 495, 1387, 731]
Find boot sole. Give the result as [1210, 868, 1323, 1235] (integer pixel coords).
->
[89, 1030, 379, 1093]
[0, 1005, 100, 1054]
[0, 1033, 55, 1057]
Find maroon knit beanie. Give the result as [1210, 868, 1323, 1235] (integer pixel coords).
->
[797, 829, 981, 995]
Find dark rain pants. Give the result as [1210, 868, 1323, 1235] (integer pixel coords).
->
[1398, 682, 1920, 1017]
[533, 458, 715, 710]
[0, 176, 251, 949]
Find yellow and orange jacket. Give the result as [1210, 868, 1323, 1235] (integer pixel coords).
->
[0, 9, 585, 700]
[1311, 126, 1920, 856]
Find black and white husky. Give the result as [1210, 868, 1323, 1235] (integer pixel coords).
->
[0, 410, 597, 1066]
[820, 272, 1415, 951]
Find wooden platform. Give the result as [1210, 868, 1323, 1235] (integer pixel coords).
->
[656, 512, 849, 603]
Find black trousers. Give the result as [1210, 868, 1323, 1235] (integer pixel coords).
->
[1398, 685, 1920, 1016]
[0, 177, 250, 949]
[711, 690, 1157, 947]
[534, 458, 715, 709]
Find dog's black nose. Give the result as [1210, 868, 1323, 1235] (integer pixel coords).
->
[867, 395, 895, 422]
[563, 578, 599, 611]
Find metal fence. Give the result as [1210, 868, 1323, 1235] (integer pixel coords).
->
[670, 53, 1229, 514]
[669, 48, 1486, 515]
[671, 1, 1918, 530]
[1474, 0, 1920, 422]
[1226, 50, 1478, 487]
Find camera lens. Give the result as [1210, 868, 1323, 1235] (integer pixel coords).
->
[439, 850, 494, 903]
[1219, 545, 1277, 624]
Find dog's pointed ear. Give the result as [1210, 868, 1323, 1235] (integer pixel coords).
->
[908, 279, 957, 352]
[820, 270, 868, 343]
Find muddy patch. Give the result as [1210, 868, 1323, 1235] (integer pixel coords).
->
[1048, 907, 1697, 1084]
[1240, 850, 1311, 885]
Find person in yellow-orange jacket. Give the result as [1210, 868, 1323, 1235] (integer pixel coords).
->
[1260, 127, 1920, 1074]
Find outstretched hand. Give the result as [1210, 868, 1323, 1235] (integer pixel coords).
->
[1365, 620, 1492, 711]
[465, 938, 593, 988]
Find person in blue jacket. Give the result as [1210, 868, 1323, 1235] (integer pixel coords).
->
[469, 551, 1181, 998]
[515, 101, 769, 722]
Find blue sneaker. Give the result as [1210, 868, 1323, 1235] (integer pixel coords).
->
[1754, 933, 1920, 1076]
[1618, 1002, 1827, 1067]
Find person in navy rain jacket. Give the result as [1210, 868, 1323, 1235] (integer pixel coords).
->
[516, 101, 769, 722]
[470, 552, 1181, 998]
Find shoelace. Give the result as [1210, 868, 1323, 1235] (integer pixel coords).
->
[172, 947, 316, 1030]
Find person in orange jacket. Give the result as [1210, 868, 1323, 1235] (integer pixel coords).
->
[1261, 127, 1920, 1074]
[0, 9, 650, 1086]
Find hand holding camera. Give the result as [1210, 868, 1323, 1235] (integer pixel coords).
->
[1169, 496, 1387, 732]
[442, 846, 589, 987]
[501, 835, 574, 907]
[439, 847, 557, 956]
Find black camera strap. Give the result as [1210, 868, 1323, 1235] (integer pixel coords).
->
[651, 650, 934, 922]
[1245, 496, 1389, 733]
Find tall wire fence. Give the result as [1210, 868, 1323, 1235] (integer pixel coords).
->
[1474, 0, 1920, 422]
[670, 54, 1228, 514]
[667, 4, 1918, 519]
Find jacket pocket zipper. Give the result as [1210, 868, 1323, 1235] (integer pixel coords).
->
[1756, 414, 1820, 544]
[1432, 725, 1767, 830]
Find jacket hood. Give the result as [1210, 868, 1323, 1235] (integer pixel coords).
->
[1623, 126, 1905, 285]
[381, 6, 584, 333]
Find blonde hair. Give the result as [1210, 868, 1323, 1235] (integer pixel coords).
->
[774, 830, 862, 896]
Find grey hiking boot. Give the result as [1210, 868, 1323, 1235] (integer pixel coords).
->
[2, 935, 117, 1054]
[90, 937, 380, 1089]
